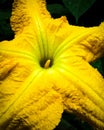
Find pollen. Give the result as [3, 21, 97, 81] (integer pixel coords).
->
[44, 59, 51, 69]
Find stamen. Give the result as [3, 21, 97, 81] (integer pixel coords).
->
[44, 59, 51, 69]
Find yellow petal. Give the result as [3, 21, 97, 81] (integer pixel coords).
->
[48, 58, 104, 129]
[0, 70, 63, 130]
[11, 0, 50, 34]
[52, 22, 104, 63]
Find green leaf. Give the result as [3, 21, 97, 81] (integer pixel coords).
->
[62, 0, 96, 23]
[90, 59, 104, 76]
[54, 118, 77, 130]
[47, 4, 68, 16]
[0, 9, 14, 41]
[55, 112, 94, 130]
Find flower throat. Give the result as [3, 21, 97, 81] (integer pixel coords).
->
[39, 58, 53, 69]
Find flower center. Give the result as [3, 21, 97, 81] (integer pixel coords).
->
[40, 58, 53, 69]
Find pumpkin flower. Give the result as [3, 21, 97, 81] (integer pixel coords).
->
[0, 0, 104, 130]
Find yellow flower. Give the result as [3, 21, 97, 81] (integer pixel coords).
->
[0, 0, 104, 130]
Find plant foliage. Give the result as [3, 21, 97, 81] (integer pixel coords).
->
[62, 0, 96, 23]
